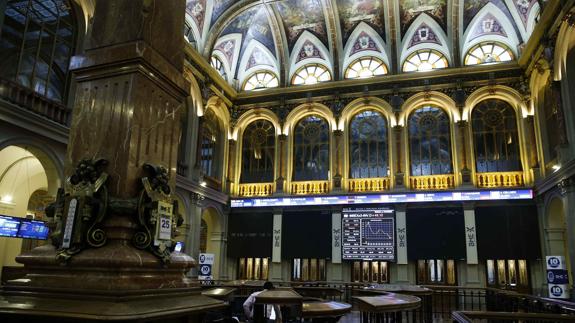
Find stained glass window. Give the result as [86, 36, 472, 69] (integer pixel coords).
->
[293, 115, 330, 181]
[409, 106, 453, 176]
[210, 56, 227, 80]
[292, 64, 331, 85]
[243, 71, 279, 91]
[241, 120, 275, 183]
[472, 99, 521, 173]
[464, 42, 514, 66]
[349, 110, 389, 178]
[345, 57, 388, 79]
[402, 49, 448, 72]
[0, 0, 76, 102]
[199, 110, 220, 179]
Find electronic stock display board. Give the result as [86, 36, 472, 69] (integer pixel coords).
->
[0, 215, 20, 237]
[231, 189, 533, 208]
[17, 219, 50, 240]
[342, 208, 395, 261]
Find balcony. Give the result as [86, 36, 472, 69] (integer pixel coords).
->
[410, 174, 455, 190]
[0, 78, 71, 126]
[476, 172, 524, 188]
[348, 177, 390, 193]
[238, 182, 274, 197]
[291, 180, 330, 195]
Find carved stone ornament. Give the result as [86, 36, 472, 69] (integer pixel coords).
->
[133, 164, 183, 264]
[46, 159, 109, 263]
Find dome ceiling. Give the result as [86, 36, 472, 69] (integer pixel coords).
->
[184, 0, 541, 90]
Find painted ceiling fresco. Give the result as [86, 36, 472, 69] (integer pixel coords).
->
[183, 0, 544, 90]
[337, 0, 386, 44]
[275, 0, 329, 50]
[399, 0, 448, 38]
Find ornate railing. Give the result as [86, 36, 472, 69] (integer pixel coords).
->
[238, 182, 274, 197]
[0, 78, 71, 126]
[476, 171, 524, 188]
[409, 174, 455, 190]
[348, 177, 391, 192]
[291, 180, 330, 195]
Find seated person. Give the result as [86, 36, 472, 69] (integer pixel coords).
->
[243, 281, 282, 322]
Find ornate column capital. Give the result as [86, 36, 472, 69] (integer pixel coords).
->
[559, 176, 575, 196]
[278, 134, 288, 141]
[333, 129, 343, 137]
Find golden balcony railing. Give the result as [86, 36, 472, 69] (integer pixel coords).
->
[291, 180, 330, 195]
[348, 177, 391, 192]
[238, 182, 274, 197]
[410, 174, 455, 190]
[476, 172, 524, 188]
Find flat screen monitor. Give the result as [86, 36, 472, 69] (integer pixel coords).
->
[174, 241, 184, 252]
[342, 208, 395, 261]
[17, 219, 50, 240]
[0, 215, 21, 238]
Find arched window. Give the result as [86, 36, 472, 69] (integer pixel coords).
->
[402, 49, 448, 72]
[241, 120, 275, 183]
[0, 0, 77, 102]
[464, 42, 514, 66]
[199, 110, 221, 179]
[210, 56, 227, 80]
[243, 71, 279, 91]
[409, 106, 452, 176]
[291, 64, 331, 85]
[349, 110, 389, 178]
[472, 100, 521, 173]
[345, 57, 388, 79]
[292, 115, 330, 181]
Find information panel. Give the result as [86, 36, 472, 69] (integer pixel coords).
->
[0, 215, 21, 237]
[17, 219, 49, 240]
[342, 208, 395, 261]
[230, 189, 533, 208]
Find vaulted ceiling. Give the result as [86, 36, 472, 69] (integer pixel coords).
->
[184, 0, 541, 91]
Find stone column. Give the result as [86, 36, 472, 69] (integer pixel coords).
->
[393, 125, 405, 189]
[525, 115, 541, 182]
[226, 139, 237, 194]
[16, 0, 196, 291]
[333, 130, 343, 190]
[457, 120, 472, 185]
[276, 134, 287, 193]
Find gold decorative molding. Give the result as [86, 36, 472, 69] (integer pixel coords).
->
[476, 172, 524, 188]
[409, 175, 455, 190]
[348, 177, 390, 193]
[291, 180, 330, 195]
[237, 183, 274, 197]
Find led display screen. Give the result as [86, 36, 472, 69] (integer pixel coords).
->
[342, 208, 395, 261]
[0, 215, 21, 237]
[230, 189, 533, 208]
[17, 219, 50, 240]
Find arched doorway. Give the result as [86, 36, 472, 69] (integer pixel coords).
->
[0, 145, 60, 271]
[201, 207, 223, 279]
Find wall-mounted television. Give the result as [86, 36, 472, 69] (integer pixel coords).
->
[17, 219, 50, 240]
[0, 215, 21, 238]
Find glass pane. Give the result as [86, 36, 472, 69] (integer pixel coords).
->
[302, 259, 309, 281]
[508, 259, 517, 286]
[362, 261, 370, 282]
[429, 259, 436, 282]
[380, 262, 388, 283]
[262, 258, 269, 280]
[447, 260, 456, 285]
[247, 258, 254, 279]
[310, 258, 318, 281]
[293, 115, 330, 181]
[497, 260, 507, 285]
[371, 261, 379, 282]
[487, 260, 495, 285]
[239, 258, 246, 279]
[409, 106, 452, 175]
[518, 260, 528, 286]
[241, 120, 276, 183]
[254, 258, 261, 280]
[353, 261, 361, 282]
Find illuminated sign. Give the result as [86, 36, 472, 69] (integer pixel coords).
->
[230, 189, 533, 208]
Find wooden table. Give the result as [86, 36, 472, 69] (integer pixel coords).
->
[302, 301, 352, 322]
[359, 284, 432, 322]
[253, 289, 303, 323]
[354, 293, 421, 323]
